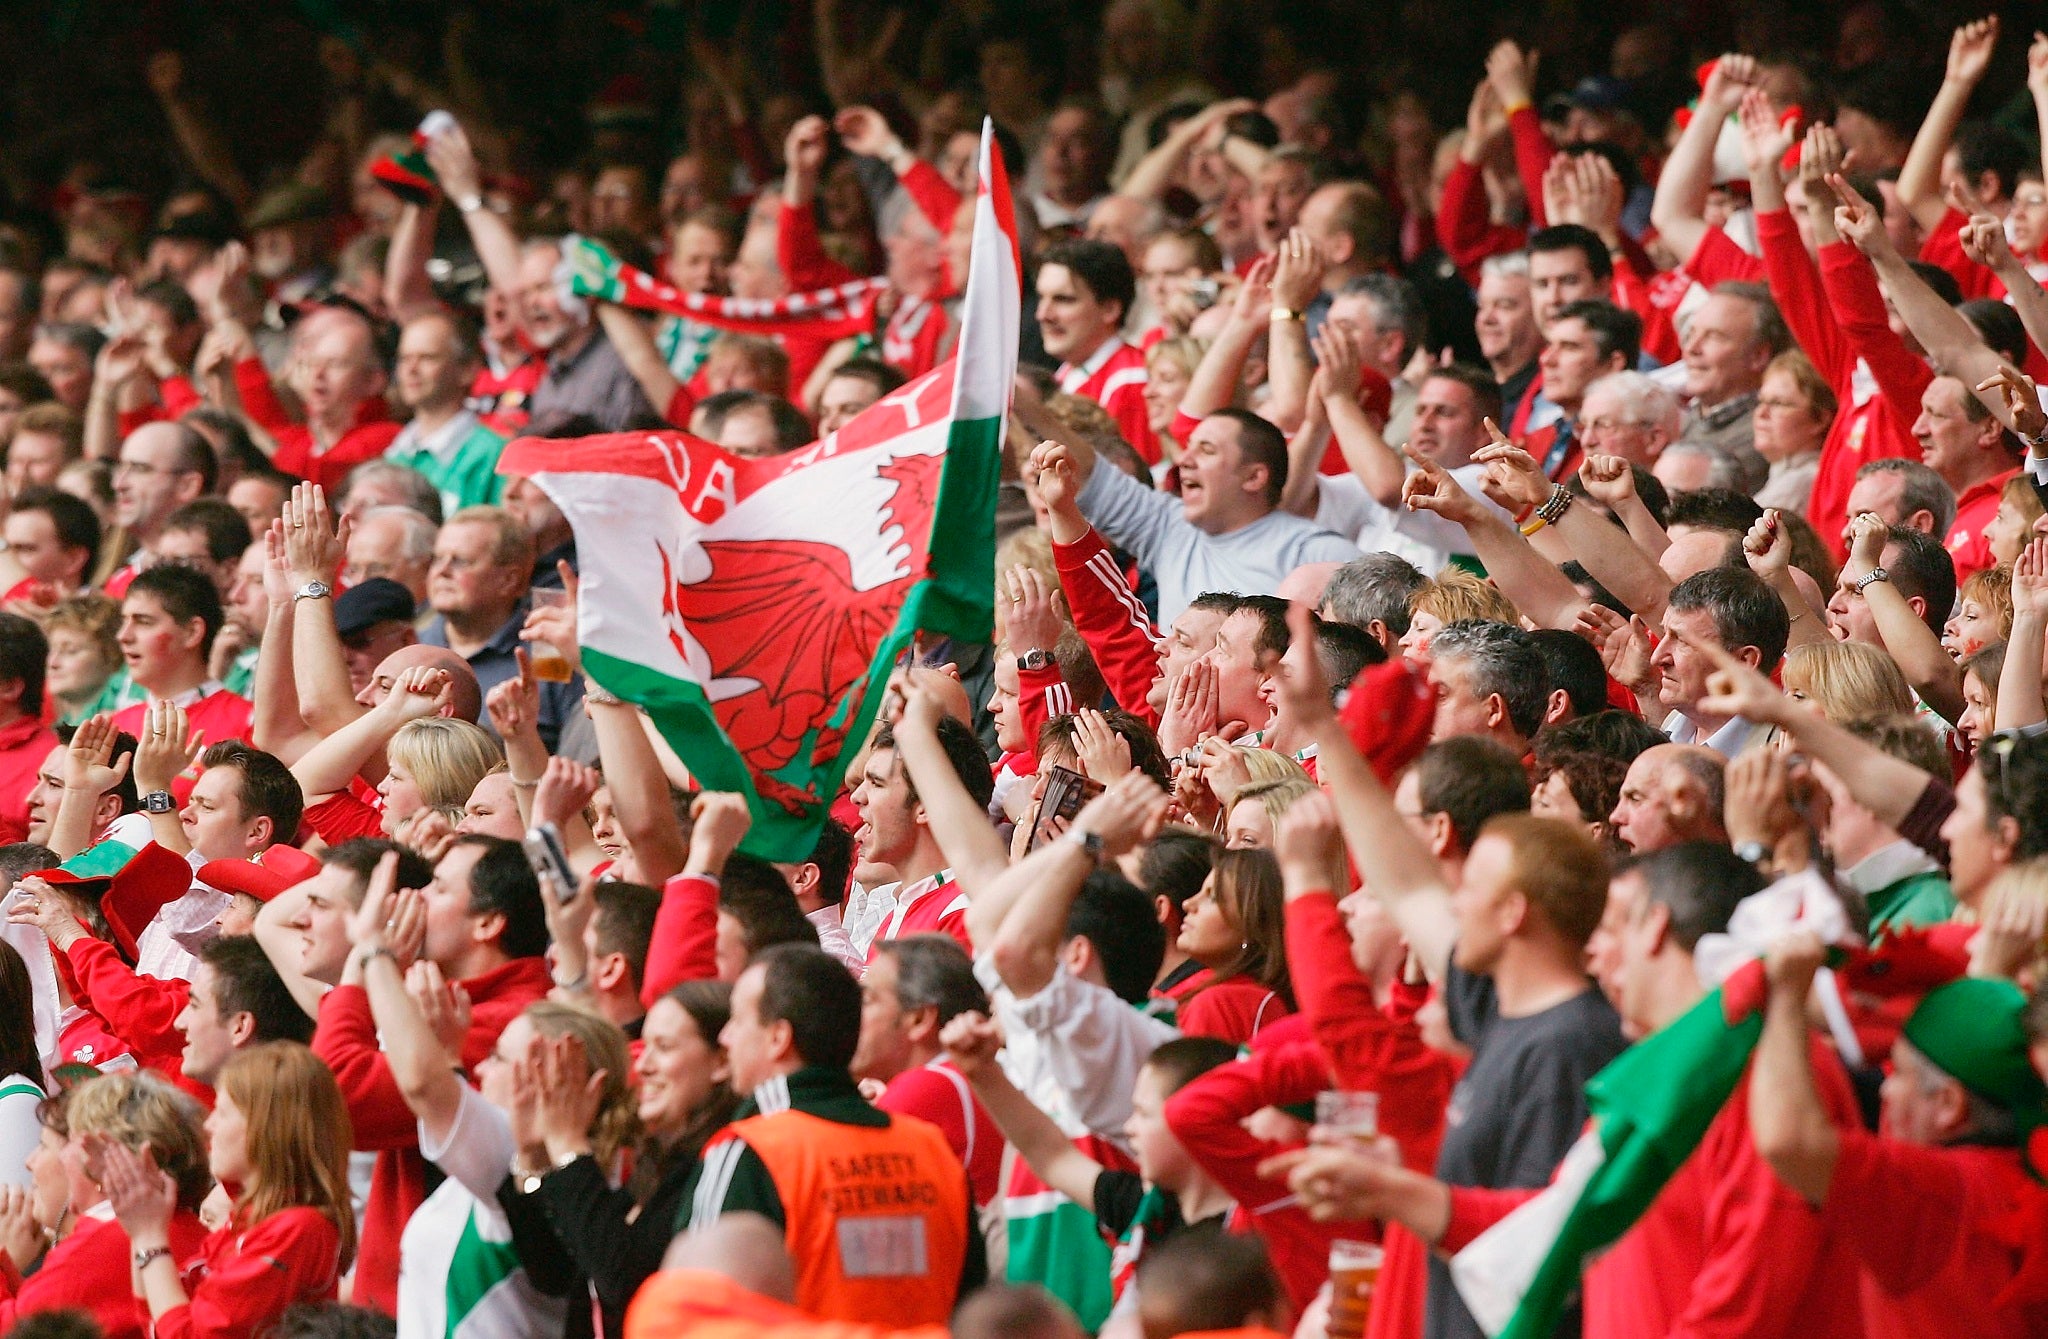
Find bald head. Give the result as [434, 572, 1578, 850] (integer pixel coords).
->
[360, 643, 483, 721]
[659, 1214, 796, 1303]
[1610, 744, 1726, 853]
[1278, 561, 1343, 607]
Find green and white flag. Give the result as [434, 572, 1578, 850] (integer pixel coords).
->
[498, 121, 1020, 859]
[1449, 962, 1770, 1338]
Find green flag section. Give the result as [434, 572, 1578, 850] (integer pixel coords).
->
[1449, 975, 1767, 1339]
[498, 120, 1020, 861]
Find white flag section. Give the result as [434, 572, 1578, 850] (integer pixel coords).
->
[497, 120, 1020, 860]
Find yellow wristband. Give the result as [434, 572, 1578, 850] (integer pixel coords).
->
[1519, 515, 1550, 537]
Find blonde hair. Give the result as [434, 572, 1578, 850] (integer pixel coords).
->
[522, 1001, 640, 1169]
[1147, 335, 1206, 384]
[1240, 749, 1313, 788]
[1781, 641, 1916, 722]
[388, 718, 503, 810]
[66, 1072, 213, 1211]
[42, 593, 123, 682]
[2002, 473, 2046, 530]
[1957, 564, 2015, 643]
[1230, 775, 1317, 831]
[217, 1042, 355, 1272]
[1413, 567, 1518, 628]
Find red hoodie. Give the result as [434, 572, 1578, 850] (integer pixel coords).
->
[1051, 526, 1162, 725]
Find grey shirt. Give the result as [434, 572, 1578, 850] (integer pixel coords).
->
[1075, 460, 1361, 622]
[529, 326, 661, 433]
[1675, 391, 1767, 493]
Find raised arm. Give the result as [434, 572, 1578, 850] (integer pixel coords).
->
[1829, 173, 2010, 422]
[984, 773, 1168, 998]
[129, 702, 202, 855]
[1999, 536, 2048, 731]
[425, 120, 523, 300]
[1178, 254, 1275, 421]
[253, 885, 327, 1019]
[1896, 18, 2001, 234]
[1402, 449, 1589, 629]
[1742, 510, 1833, 651]
[1314, 323, 1405, 508]
[1690, 629, 1939, 828]
[1277, 603, 1457, 979]
[1957, 200, 2048, 363]
[145, 52, 253, 212]
[1842, 513, 1966, 722]
[250, 523, 320, 765]
[1651, 55, 1756, 264]
[289, 667, 449, 801]
[49, 715, 129, 860]
[941, 1013, 1102, 1210]
[1747, 931, 1840, 1204]
[351, 861, 464, 1141]
[384, 201, 446, 325]
[893, 673, 1009, 913]
[1118, 99, 1255, 204]
[1263, 230, 1326, 433]
[283, 483, 371, 737]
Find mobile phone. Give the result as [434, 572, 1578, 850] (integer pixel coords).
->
[1186, 278, 1220, 311]
[1027, 765, 1105, 852]
[522, 824, 578, 902]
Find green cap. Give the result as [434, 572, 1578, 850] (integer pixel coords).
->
[1902, 977, 2048, 1112]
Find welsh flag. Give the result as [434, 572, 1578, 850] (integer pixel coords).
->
[1447, 963, 1770, 1338]
[498, 121, 1019, 859]
[557, 234, 890, 341]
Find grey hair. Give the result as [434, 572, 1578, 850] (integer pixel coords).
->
[1336, 273, 1426, 360]
[874, 934, 988, 1027]
[340, 459, 445, 525]
[1480, 250, 1530, 281]
[1426, 618, 1549, 741]
[361, 505, 438, 565]
[1657, 442, 1742, 490]
[1320, 553, 1426, 637]
[1856, 458, 1958, 537]
[1584, 370, 1680, 437]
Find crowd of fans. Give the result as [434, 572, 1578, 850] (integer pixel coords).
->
[1, 2, 2047, 1339]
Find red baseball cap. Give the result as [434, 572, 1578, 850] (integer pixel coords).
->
[197, 844, 323, 904]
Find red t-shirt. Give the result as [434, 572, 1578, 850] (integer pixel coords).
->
[1945, 468, 2019, 584]
[1176, 975, 1292, 1045]
[876, 1059, 1003, 1209]
[1058, 337, 1158, 465]
[112, 690, 254, 803]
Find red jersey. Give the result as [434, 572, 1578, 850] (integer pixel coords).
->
[1946, 468, 2018, 583]
[876, 1059, 1003, 1209]
[1918, 207, 2005, 303]
[1058, 337, 1157, 465]
[112, 688, 253, 804]
[233, 358, 400, 493]
[1176, 976, 1292, 1045]
[148, 1207, 341, 1339]
[868, 873, 970, 960]
[0, 1210, 212, 1339]
[640, 871, 719, 1008]
[1051, 527, 1162, 725]
[1754, 211, 1931, 556]
[470, 356, 545, 434]
[1832, 1135, 2048, 1339]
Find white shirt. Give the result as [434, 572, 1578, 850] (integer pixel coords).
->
[401, 1085, 567, 1339]
[806, 904, 866, 974]
[1312, 466, 1506, 577]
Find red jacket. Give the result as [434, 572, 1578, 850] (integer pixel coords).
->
[0, 1211, 210, 1339]
[1752, 210, 1929, 557]
[233, 358, 400, 493]
[1162, 1016, 1357, 1312]
[640, 872, 721, 1008]
[61, 935, 206, 1100]
[1285, 893, 1455, 1339]
[1051, 527, 1161, 726]
[311, 956, 551, 1313]
[147, 1207, 341, 1339]
[1438, 1035, 1866, 1339]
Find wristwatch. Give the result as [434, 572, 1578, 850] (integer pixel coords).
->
[141, 790, 176, 814]
[1732, 840, 1771, 869]
[1065, 826, 1105, 865]
[1017, 648, 1055, 672]
[1270, 306, 1303, 323]
[454, 192, 485, 215]
[1853, 567, 1890, 593]
[293, 580, 332, 604]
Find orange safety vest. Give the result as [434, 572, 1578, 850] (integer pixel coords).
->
[713, 1109, 970, 1327]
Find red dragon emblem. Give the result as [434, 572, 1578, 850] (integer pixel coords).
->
[657, 450, 943, 815]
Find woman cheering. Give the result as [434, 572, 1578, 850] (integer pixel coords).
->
[99, 1043, 354, 1339]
